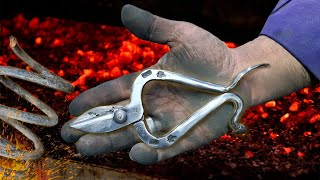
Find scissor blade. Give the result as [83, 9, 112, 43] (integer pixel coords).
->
[70, 106, 124, 133]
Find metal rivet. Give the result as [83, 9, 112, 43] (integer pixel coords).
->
[113, 109, 127, 124]
[141, 70, 152, 78]
[167, 135, 176, 143]
[149, 139, 159, 145]
[157, 71, 166, 78]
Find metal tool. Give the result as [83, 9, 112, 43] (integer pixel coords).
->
[71, 63, 268, 148]
[0, 36, 73, 161]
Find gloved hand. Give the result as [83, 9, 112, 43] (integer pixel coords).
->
[61, 4, 311, 165]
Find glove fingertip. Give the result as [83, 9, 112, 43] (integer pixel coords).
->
[68, 99, 80, 116]
[75, 134, 110, 156]
[121, 4, 135, 20]
[121, 4, 153, 41]
[129, 143, 159, 165]
[61, 120, 87, 143]
[68, 90, 94, 116]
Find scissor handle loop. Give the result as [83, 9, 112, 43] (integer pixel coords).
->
[134, 93, 245, 148]
[128, 65, 268, 148]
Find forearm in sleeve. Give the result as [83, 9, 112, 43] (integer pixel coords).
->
[261, 0, 320, 81]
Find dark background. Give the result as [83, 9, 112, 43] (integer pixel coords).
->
[0, 0, 279, 43]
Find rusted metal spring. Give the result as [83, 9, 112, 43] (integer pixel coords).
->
[0, 36, 73, 161]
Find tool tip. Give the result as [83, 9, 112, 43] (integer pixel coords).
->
[69, 121, 81, 129]
[259, 63, 270, 68]
[9, 36, 17, 48]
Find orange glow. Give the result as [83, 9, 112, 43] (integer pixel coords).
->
[220, 134, 232, 140]
[244, 150, 254, 158]
[54, 91, 64, 97]
[283, 147, 292, 154]
[265, 100, 276, 108]
[301, 87, 309, 95]
[258, 106, 265, 113]
[52, 38, 63, 47]
[269, 132, 279, 139]
[303, 99, 314, 104]
[280, 113, 290, 123]
[120, 51, 133, 65]
[26, 66, 32, 71]
[225, 42, 237, 48]
[122, 70, 130, 75]
[309, 115, 320, 124]
[28, 17, 39, 29]
[297, 151, 305, 158]
[58, 70, 65, 77]
[303, 131, 312, 136]
[0, 157, 29, 172]
[77, 50, 85, 56]
[110, 66, 122, 78]
[132, 62, 144, 71]
[72, 69, 95, 89]
[0, 129, 32, 178]
[35, 37, 42, 45]
[65, 91, 80, 101]
[142, 48, 155, 64]
[289, 102, 300, 112]
[261, 113, 268, 119]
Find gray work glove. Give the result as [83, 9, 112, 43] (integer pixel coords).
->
[61, 5, 311, 165]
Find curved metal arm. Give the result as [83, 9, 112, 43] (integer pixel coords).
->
[133, 93, 244, 148]
[124, 64, 268, 132]
[126, 64, 267, 148]
[70, 56, 268, 148]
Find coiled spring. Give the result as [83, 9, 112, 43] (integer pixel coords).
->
[0, 36, 73, 161]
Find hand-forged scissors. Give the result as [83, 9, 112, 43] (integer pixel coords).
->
[70, 63, 268, 148]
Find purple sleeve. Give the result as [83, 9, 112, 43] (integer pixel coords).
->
[260, 0, 320, 80]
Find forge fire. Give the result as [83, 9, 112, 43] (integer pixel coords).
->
[0, 14, 319, 179]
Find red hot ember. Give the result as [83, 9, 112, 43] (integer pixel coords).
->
[0, 14, 319, 179]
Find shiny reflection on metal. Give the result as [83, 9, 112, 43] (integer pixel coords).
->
[0, 36, 73, 161]
[113, 109, 127, 124]
[71, 63, 268, 148]
[134, 93, 244, 148]
[70, 106, 121, 133]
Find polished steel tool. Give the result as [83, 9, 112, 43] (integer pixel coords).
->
[71, 63, 268, 148]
